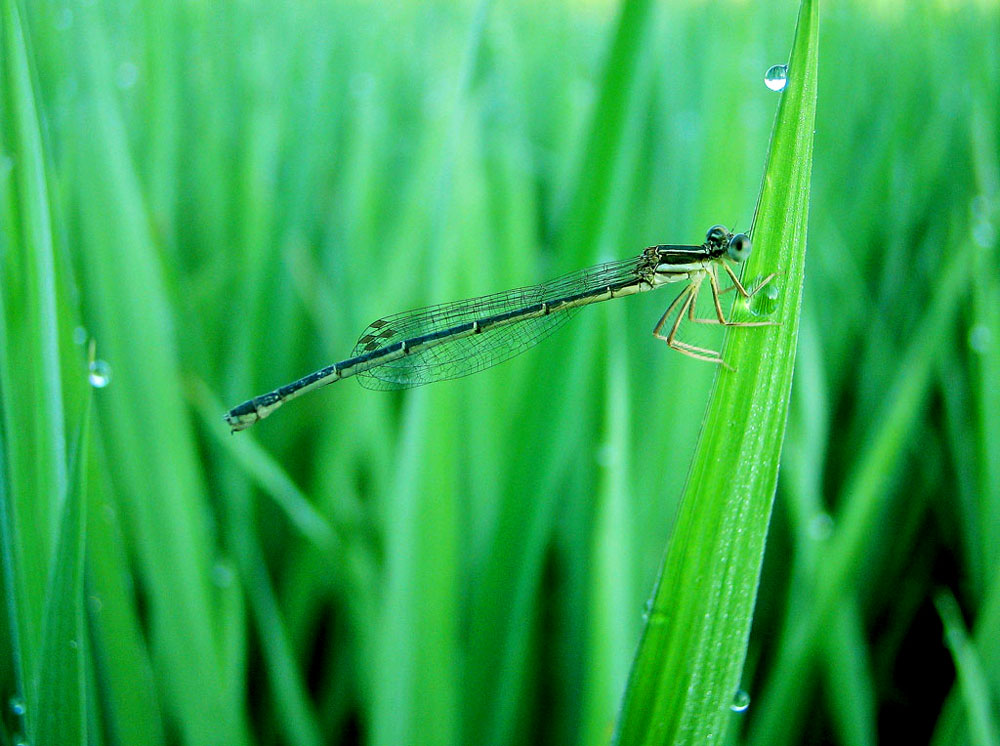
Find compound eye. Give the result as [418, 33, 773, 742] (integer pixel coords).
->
[706, 224, 729, 246]
[727, 233, 752, 262]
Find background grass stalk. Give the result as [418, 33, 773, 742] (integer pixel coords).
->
[613, 0, 818, 742]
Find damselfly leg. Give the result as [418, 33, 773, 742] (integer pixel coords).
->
[652, 264, 778, 365]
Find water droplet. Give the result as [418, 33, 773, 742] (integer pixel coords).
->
[73, 326, 88, 345]
[970, 194, 991, 221]
[68, 638, 78, 650]
[972, 220, 995, 249]
[747, 280, 780, 317]
[641, 598, 654, 621]
[968, 324, 992, 354]
[809, 513, 834, 541]
[212, 561, 235, 588]
[764, 64, 788, 92]
[88, 595, 103, 613]
[730, 689, 751, 712]
[116, 61, 139, 90]
[9, 696, 26, 716]
[88, 359, 112, 388]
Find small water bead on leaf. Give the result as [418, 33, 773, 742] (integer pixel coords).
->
[968, 324, 992, 354]
[88, 359, 112, 388]
[970, 194, 993, 222]
[809, 513, 834, 541]
[730, 689, 751, 712]
[212, 561, 236, 588]
[116, 61, 139, 90]
[747, 280, 780, 317]
[73, 326, 88, 345]
[9, 696, 26, 716]
[764, 64, 788, 92]
[972, 219, 995, 249]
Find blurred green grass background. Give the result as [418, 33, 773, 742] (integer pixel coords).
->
[2, 0, 999, 744]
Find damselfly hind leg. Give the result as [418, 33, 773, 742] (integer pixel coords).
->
[652, 284, 731, 368]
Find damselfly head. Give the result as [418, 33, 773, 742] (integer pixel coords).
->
[726, 233, 752, 262]
[706, 224, 730, 248]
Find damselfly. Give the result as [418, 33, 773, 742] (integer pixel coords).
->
[225, 225, 775, 431]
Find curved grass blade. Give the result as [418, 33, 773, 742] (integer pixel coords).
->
[34, 396, 91, 746]
[934, 591, 1000, 746]
[0, 0, 68, 699]
[613, 0, 819, 743]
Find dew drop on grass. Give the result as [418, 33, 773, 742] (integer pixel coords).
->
[9, 696, 25, 716]
[972, 220, 995, 248]
[212, 561, 235, 588]
[968, 324, 992, 354]
[809, 513, 834, 540]
[88, 359, 112, 388]
[73, 326, 88, 345]
[116, 61, 139, 90]
[730, 689, 751, 712]
[764, 64, 788, 91]
[747, 280, 780, 317]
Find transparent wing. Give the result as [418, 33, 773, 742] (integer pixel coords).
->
[351, 254, 648, 390]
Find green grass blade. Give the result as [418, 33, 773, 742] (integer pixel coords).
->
[191, 380, 338, 554]
[934, 591, 1000, 746]
[84, 437, 166, 746]
[371, 388, 463, 746]
[67, 6, 248, 742]
[581, 304, 635, 746]
[613, 0, 819, 742]
[555, 0, 656, 258]
[932, 560, 1000, 746]
[823, 601, 877, 746]
[34, 396, 91, 746]
[0, 0, 68, 695]
[749, 230, 975, 744]
[464, 3, 660, 742]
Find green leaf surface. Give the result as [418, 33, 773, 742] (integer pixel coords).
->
[935, 591, 1000, 746]
[83, 437, 166, 746]
[749, 233, 976, 744]
[0, 0, 67, 697]
[613, 0, 819, 742]
[66, 5, 248, 743]
[34, 397, 91, 746]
